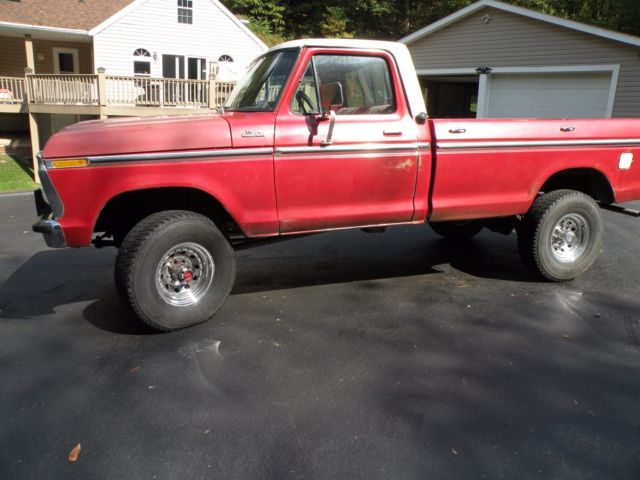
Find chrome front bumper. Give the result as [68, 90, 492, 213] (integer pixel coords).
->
[32, 215, 66, 248]
[32, 153, 67, 248]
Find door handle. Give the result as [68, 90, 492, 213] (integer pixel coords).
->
[383, 130, 402, 136]
[560, 126, 575, 132]
[448, 128, 466, 134]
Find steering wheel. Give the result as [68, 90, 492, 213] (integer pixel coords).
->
[295, 90, 316, 114]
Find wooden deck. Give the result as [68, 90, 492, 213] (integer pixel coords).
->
[0, 72, 235, 116]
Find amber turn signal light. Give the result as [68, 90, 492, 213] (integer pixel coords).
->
[51, 158, 90, 168]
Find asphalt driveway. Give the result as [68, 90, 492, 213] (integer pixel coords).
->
[1, 192, 639, 480]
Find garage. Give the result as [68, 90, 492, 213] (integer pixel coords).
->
[419, 68, 616, 119]
[483, 70, 615, 118]
[402, 0, 640, 119]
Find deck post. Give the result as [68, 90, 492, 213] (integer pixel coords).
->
[24, 67, 33, 100]
[28, 111, 41, 184]
[208, 78, 216, 109]
[24, 67, 40, 184]
[24, 35, 35, 72]
[97, 67, 107, 118]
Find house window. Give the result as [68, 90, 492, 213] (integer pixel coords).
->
[134, 48, 151, 57]
[134, 61, 151, 76]
[218, 55, 233, 63]
[53, 47, 79, 74]
[58, 53, 75, 73]
[177, 0, 193, 24]
[133, 48, 151, 76]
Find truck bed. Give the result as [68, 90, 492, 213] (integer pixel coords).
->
[428, 118, 640, 221]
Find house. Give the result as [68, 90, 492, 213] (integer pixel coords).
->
[0, 0, 267, 178]
[400, 0, 640, 119]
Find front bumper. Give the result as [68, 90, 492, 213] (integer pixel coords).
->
[33, 215, 66, 248]
[32, 153, 67, 248]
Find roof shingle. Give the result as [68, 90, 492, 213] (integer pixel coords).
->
[0, 0, 135, 31]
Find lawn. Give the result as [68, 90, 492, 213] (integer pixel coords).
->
[0, 153, 37, 192]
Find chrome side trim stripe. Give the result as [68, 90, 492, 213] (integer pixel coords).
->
[437, 139, 640, 150]
[84, 147, 274, 164]
[49, 142, 432, 167]
[275, 142, 430, 155]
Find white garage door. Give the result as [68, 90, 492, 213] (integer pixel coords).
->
[486, 71, 612, 118]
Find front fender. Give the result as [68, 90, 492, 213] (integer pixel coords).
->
[48, 153, 278, 246]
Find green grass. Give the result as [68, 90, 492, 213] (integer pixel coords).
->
[0, 153, 37, 193]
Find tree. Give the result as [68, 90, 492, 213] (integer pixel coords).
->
[222, 0, 287, 45]
[320, 6, 354, 38]
[222, 0, 640, 46]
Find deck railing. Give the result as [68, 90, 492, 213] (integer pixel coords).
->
[0, 76, 26, 104]
[213, 81, 235, 106]
[105, 76, 212, 107]
[27, 74, 99, 104]
[22, 70, 235, 110]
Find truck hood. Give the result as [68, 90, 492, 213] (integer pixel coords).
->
[42, 114, 232, 159]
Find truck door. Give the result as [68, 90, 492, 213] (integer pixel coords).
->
[274, 49, 421, 233]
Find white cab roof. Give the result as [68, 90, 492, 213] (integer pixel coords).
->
[268, 39, 426, 118]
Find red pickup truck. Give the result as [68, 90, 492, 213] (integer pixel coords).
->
[33, 39, 640, 331]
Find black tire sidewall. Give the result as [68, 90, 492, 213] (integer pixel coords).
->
[535, 195, 602, 281]
[132, 218, 235, 329]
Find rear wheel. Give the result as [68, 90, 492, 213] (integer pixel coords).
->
[429, 220, 483, 241]
[115, 210, 236, 331]
[517, 190, 602, 281]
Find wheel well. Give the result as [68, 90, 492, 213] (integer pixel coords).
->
[540, 168, 614, 203]
[94, 187, 243, 244]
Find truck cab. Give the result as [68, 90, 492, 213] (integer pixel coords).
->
[215, 40, 431, 234]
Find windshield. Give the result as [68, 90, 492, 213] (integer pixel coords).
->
[224, 48, 300, 112]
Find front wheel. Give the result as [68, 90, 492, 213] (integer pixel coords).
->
[115, 210, 236, 331]
[517, 190, 602, 281]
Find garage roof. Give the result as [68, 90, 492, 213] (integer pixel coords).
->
[400, 0, 640, 48]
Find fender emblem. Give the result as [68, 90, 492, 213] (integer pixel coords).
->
[241, 129, 265, 138]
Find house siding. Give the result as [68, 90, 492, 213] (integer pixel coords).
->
[0, 36, 26, 77]
[93, 0, 266, 78]
[406, 7, 640, 117]
[33, 40, 93, 73]
[0, 36, 92, 76]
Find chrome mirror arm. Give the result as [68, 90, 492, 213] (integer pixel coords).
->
[321, 110, 336, 146]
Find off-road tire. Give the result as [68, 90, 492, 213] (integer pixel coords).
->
[115, 210, 236, 331]
[429, 220, 483, 241]
[517, 190, 602, 281]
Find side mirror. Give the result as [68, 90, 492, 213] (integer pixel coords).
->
[320, 82, 344, 117]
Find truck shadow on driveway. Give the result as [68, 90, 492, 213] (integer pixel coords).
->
[231, 228, 531, 294]
[0, 227, 532, 333]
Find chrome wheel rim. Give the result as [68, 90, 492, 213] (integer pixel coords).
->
[550, 213, 590, 263]
[155, 242, 214, 306]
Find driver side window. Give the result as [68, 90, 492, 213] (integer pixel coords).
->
[291, 54, 396, 116]
[315, 54, 396, 115]
[291, 62, 320, 115]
